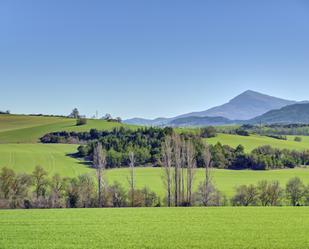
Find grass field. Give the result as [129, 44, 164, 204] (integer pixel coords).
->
[0, 114, 134, 143]
[1, 114, 309, 198]
[206, 133, 309, 152]
[107, 167, 309, 197]
[0, 144, 92, 176]
[1, 207, 309, 249]
[1, 143, 309, 197]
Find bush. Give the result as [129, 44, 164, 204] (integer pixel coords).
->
[231, 184, 258, 206]
[235, 129, 249, 136]
[294, 136, 302, 142]
[200, 126, 217, 138]
[76, 118, 87, 126]
[266, 135, 287, 140]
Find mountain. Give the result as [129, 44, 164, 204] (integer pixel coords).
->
[249, 103, 309, 124]
[176, 90, 297, 120]
[169, 116, 235, 127]
[124, 90, 303, 126]
[124, 117, 170, 126]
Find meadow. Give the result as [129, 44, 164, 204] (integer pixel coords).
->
[206, 133, 309, 152]
[0, 114, 133, 143]
[1, 207, 309, 249]
[0, 143, 91, 176]
[1, 114, 309, 198]
[2, 144, 309, 197]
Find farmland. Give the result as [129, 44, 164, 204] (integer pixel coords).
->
[1, 115, 309, 198]
[1, 207, 309, 249]
[206, 133, 309, 152]
[2, 144, 309, 197]
[0, 143, 91, 176]
[0, 114, 133, 143]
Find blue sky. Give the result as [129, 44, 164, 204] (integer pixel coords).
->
[0, 0, 309, 119]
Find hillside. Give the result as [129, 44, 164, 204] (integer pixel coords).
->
[249, 103, 309, 124]
[0, 143, 91, 176]
[0, 114, 134, 143]
[206, 133, 309, 152]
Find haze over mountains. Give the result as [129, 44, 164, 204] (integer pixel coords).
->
[124, 90, 308, 126]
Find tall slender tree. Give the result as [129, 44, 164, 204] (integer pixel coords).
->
[93, 142, 106, 207]
[201, 144, 212, 206]
[162, 136, 173, 207]
[186, 140, 196, 206]
[172, 133, 182, 207]
[128, 151, 135, 207]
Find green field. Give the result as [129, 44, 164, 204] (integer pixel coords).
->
[1, 207, 309, 249]
[0, 114, 133, 143]
[1, 114, 309, 198]
[207, 133, 309, 152]
[107, 167, 309, 197]
[2, 143, 309, 197]
[0, 144, 92, 176]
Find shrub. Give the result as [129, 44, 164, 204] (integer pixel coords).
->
[76, 118, 87, 126]
[200, 126, 217, 138]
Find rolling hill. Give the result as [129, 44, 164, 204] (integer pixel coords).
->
[206, 133, 309, 152]
[0, 114, 134, 143]
[1, 114, 309, 198]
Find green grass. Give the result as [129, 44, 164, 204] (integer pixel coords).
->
[1, 143, 309, 197]
[1, 207, 309, 249]
[0, 144, 92, 177]
[206, 133, 309, 152]
[0, 114, 135, 143]
[106, 167, 309, 197]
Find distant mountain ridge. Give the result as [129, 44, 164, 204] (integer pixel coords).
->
[249, 103, 309, 124]
[174, 90, 297, 120]
[169, 116, 235, 127]
[124, 90, 303, 126]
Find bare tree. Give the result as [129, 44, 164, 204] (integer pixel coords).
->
[162, 136, 173, 207]
[172, 134, 182, 206]
[180, 139, 186, 205]
[201, 144, 213, 206]
[93, 142, 106, 207]
[49, 174, 66, 208]
[128, 151, 135, 207]
[32, 166, 48, 200]
[185, 140, 196, 206]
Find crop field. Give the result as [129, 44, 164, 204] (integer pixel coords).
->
[1, 207, 309, 249]
[0, 144, 92, 176]
[206, 133, 309, 152]
[107, 167, 309, 197]
[0, 114, 133, 143]
[1, 143, 309, 197]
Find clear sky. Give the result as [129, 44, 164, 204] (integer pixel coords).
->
[1, 0, 309, 119]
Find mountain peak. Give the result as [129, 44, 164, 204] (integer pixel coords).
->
[242, 89, 260, 95]
[124, 90, 303, 126]
[176, 90, 297, 120]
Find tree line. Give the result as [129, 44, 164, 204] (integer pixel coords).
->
[41, 127, 309, 170]
[1, 133, 309, 209]
[210, 143, 309, 170]
[218, 124, 309, 136]
[0, 165, 160, 209]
